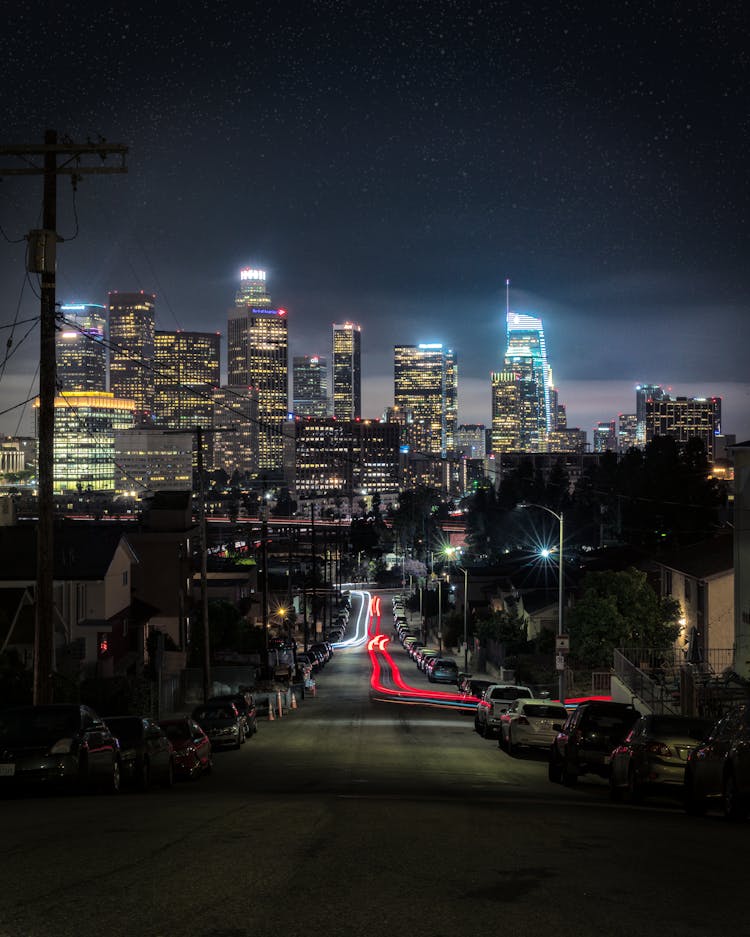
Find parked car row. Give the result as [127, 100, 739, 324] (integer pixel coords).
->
[0, 693, 269, 795]
[392, 606, 461, 686]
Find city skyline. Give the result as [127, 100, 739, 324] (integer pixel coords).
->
[1, 3, 747, 442]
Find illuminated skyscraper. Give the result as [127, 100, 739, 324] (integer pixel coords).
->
[636, 383, 664, 446]
[646, 394, 721, 462]
[35, 391, 136, 493]
[108, 291, 156, 424]
[154, 330, 220, 429]
[227, 268, 288, 472]
[593, 420, 617, 453]
[393, 344, 457, 457]
[491, 368, 538, 453]
[332, 323, 362, 420]
[503, 311, 551, 448]
[293, 355, 329, 417]
[212, 384, 259, 476]
[56, 303, 107, 392]
[618, 413, 638, 452]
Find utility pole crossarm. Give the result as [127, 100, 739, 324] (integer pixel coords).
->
[0, 142, 128, 176]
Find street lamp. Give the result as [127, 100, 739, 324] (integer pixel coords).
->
[521, 503, 565, 704]
[444, 546, 469, 673]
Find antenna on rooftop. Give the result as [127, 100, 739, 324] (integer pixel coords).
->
[505, 277, 510, 317]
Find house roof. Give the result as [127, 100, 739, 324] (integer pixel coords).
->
[0, 522, 136, 582]
[656, 532, 733, 580]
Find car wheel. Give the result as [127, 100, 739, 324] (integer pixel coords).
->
[162, 758, 175, 789]
[507, 732, 515, 757]
[139, 758, 151, 792]
[723, 772, 747, 821]
[627, 766, 644, 805]
[204, 758, 213, 776]
[474, 715, 481, 732]
[561, 756, 577, 786]
[481, 721, 490, 739]
[684, 772, 707, 816]
[548, 753, 562, 784]
[234, 732, 242, 751]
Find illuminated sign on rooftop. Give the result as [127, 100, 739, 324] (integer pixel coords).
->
[418, 343, 442, 349]
[240, 268, 266, 281]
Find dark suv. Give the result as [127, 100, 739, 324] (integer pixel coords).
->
[549, 700, 640, 785]
[684, 701, 750, 819]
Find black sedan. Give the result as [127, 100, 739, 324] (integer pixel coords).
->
[0, 704, 121, 793]
[104, 716, 175, 790]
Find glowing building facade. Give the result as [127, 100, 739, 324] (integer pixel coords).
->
[502, 311, 552, 449]
[332, 323, 362, 420]
[154, 330, 220, 429]
[645, 394, 721, 462]
[108, 291, 156, 424]
[114, 428, 193, 496]
[211, 384, 259, 476]
[56, 303, 107, 392]
[227, 268, 288, 472]
[293, 355, 329, 417]
[393, 343, 457, 457]
[38, 391, 136, 493]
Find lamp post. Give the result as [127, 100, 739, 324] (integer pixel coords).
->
[444, 546, 469, 673]
[523, 504, 565, 704]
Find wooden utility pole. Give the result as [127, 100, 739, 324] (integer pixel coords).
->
[0, 131, 127, 704]
[196, 427, 211, 703]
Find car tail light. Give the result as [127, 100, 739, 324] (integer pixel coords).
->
[646, 742, 671, 756]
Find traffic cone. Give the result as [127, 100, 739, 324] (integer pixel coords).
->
[291, 692, 298, 710]
[277, 690, 283, 719]
[268, 699, 275, 721]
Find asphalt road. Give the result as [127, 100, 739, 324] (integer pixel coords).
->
[1, 592, 746, 937]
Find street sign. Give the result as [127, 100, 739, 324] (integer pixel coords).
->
[555, 653, 566, 671]
[555, 634, 570, 653]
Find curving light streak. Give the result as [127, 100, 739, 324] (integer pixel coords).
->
[332, 589, 371, 648]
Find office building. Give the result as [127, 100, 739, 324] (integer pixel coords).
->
[618, 413, 639, 452]
[393, 343, 457, 457]
[293, 417, 399, 502]
[645, 394, 722, 462]
[293, 355, 329, 417]
[636, 384, 664, 446]
[593, 420, 617, 453]
[154, 330, 221, 430]
[114, 428, 193, 496]
[107, 291, 156, 424]
[211, 384, 259, 477]
[456, 424, 487, 459]
[56, 303, 107, 392]
[36, 391, 136, 493]
[332, 323, 362, 420]
[490, 369, 539, 453]
[227, 268, 288, 471]
[504, 311, 552, 445]
[547, 428, 587, 454]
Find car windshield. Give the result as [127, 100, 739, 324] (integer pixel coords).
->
[105, 717, 144, 742]
[491, 687, 531, 700]
[648, 716, 712, 738]
[195, 707, 233, 721]
[0, 707, 79, 744]
[160, 722, 191, 741]
[523, 705, 567, 719]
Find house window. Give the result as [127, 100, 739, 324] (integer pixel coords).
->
[664, 569, 672, 596]
[122, 570, 128, 587]
[684, 578, 692, 603]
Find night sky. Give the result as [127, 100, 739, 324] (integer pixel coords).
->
[1, 1, 748, 440]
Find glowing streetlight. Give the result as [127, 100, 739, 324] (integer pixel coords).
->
[444, 545, 469, 673]
[521, 503, 565, 704]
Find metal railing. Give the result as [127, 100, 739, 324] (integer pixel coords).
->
[613, 649, 681, 715]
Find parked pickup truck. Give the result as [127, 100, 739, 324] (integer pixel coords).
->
[475, 684, 535, 739]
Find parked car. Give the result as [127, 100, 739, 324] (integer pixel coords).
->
[475, 684, 536, 738]
[459, 677, 493, 700]
[104, 716, 175, 790]
[208, 693, 258, 738]
[0, 704, 121, 793]
[310, 642, 331, 664]
[418, 649, 441, 672]
[683, 702, 750, 819]
[158, 718, 212, 779]
[192, 702, 245, 750]
[549, 700, 640, 785]
[609, 713, 712, 803]
[500, 699, 568, 754]
[428, 658, 460, 685]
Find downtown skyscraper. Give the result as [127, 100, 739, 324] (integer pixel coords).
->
[108, 291, 156, 424]
[56, 302, 107, 393]
[491, 308, 552, 453]
[332, 322, 361, 420]
[227, 268, 288, 472]
[293, 355, 329, 417]
[154, 330, 221, 429]
[393, 343, 457, 456]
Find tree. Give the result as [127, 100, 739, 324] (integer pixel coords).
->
[567, 567, 680, 669]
